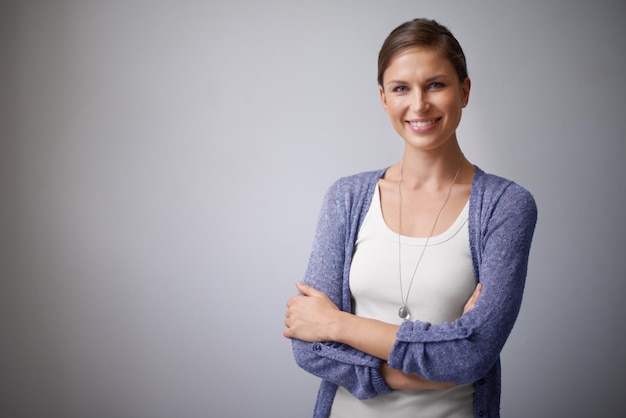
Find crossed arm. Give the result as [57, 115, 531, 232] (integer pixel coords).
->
[284, 281, 482, 390]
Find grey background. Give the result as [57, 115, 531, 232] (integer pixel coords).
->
[2, 0, 625, 417]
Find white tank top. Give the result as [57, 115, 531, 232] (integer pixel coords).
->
[330, 184, 476, 418]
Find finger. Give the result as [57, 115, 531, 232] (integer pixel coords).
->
[286, 294, 305, 308]
[472, 283, 483, 302]
[283, 327, 292, 339]
[295, 281, 320, 296]
[463, 283, 482, 314]
[469, 283, 481, 303]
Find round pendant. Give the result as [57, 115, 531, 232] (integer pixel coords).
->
[398, 306, 411, 321]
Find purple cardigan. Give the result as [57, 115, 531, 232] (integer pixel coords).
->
[291, 166, 537, 418]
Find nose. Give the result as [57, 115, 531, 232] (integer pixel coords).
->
[410, 89, 429, 113]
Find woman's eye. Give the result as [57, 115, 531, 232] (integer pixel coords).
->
[393, 86, 408, 93]
[429, 82, 445, 89]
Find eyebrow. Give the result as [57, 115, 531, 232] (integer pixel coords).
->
[385, 79, 407, 86]
[385, 74, 449, 87]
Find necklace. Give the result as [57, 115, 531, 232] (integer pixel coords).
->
[397, 166, 460, 321]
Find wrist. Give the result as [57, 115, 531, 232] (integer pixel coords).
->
[328, 310, 353, 343]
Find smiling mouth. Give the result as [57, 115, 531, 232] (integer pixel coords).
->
[408, 119, 439, 128]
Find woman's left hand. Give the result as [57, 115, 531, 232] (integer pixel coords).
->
[283, 282, 342, 342]
[462, 283, 482, 315]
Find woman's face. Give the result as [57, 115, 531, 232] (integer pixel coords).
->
[379, 47, 470, 153]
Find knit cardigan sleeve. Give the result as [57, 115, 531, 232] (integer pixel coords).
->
[387, 170, 538, 384]
[291, 173, 392, 400]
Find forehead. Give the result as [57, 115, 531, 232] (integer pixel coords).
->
[384, 47, 455, 80]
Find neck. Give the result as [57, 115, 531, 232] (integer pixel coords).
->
[398, 143, 470, 189]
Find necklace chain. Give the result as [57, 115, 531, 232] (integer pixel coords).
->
[397, 166, 460, 321]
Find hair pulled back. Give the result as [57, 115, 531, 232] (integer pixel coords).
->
[377, 18, 468, 87]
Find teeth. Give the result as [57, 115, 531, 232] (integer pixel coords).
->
[410, 120, 436, 128]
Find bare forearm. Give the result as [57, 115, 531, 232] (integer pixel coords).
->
[381, 362, 456, 390]
[326, 284, 483, 360]
[285, 282, 483, 390]
[330, 311, 399, 360]
[329, 313, 456, 390]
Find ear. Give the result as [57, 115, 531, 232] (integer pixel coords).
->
[461, 77, 471, 108]
[379, 85, 389, 112]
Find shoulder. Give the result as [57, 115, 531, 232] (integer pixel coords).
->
[326, 168, 387, 200]
[472, 166, 537, 224]
[331, 168, 386, 190]
[319, 168, 387, 230]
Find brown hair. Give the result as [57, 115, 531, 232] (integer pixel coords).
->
[377, 18, 468, 87]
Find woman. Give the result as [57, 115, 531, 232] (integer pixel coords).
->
[283, 18, 537, 418]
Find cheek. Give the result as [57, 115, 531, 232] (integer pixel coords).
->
[385, 98, 405, 115]
[441, 95, 463, 114]
[388, 105, 405, 120]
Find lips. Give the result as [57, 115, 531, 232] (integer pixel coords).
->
[410, 120, 435, 128]
[407, 117, 441, 130]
